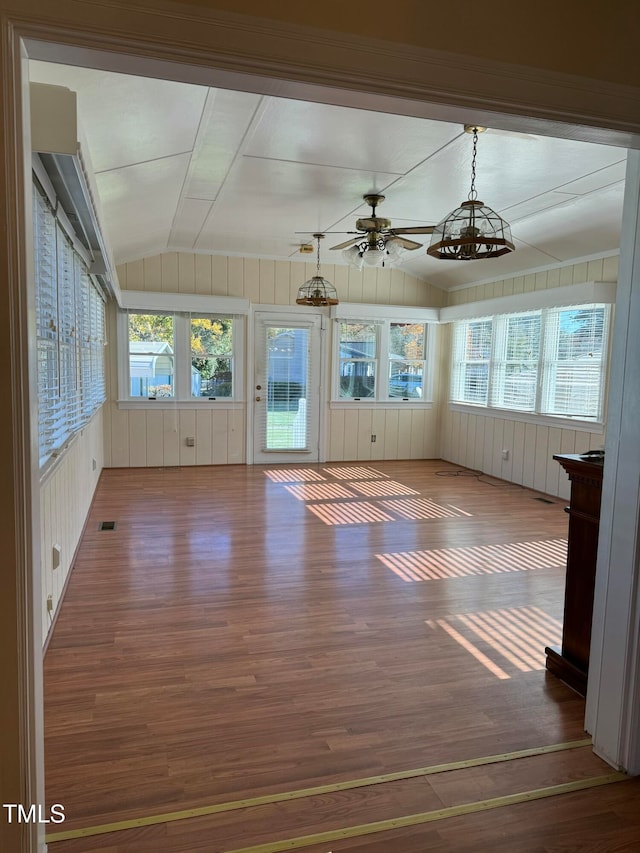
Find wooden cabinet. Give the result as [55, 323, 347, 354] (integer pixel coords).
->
[545, 453, 603, 696]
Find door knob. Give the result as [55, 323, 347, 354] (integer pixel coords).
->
[255, 396, 261, 402]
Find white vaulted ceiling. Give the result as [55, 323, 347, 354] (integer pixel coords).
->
[29, 61, 627, 291]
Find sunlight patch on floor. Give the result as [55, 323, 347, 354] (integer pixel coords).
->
[323, 466, 388, 480]
[264, 469, 326, 482]
[284, 482, 356, 501]
[377, 539, 567, 581]
[351, 480, 420, 498]
[307, 501, 395, 525]
[428, 606, 563, 678]
[380, 497, 473, 521]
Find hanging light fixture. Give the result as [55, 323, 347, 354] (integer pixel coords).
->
[296, 234, 339, 306]
[427, 126, 515, 261]
[342, 233, 406, 269]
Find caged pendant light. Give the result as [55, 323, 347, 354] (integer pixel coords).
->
[296, 233, 339, 306]
[427, 126, 515, 261]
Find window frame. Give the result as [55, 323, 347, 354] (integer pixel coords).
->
[336, 319, 380, 401]
[331, 312, 435, 406]
[450, 303, 611, 425]
[117, 303, 245, 407]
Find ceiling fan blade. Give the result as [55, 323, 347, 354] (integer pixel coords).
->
[396, 237, 423, 250]
[294, 230, 362, 235]
[329, 237, 360, 250]
[391, 225, 436, 235]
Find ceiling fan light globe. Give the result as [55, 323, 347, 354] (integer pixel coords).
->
[363, 247, 385, 267]
[385, 237, 405, 263]
[342, 245, 364, 270]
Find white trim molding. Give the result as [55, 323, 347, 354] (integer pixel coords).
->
[440, 281, 618, 323]
[120, 289, 249, 315]
[331, 302, 440, 323]
[20, 2, 640, 145]
[586, 151, 640, 775]
[449, 403, 605, 434]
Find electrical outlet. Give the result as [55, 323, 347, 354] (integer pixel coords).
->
[185, 436, 195, 447]
[46, 595, 53, 613]
[501, 449, 510, 460]
[371, 434, 377, 443]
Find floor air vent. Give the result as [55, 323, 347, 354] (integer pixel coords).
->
[98, 521, 117, 531]
[534, 497, 555, 504]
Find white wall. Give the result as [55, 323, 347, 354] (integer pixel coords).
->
[440, 256, 618, 498]
[104, 252, 445, 467]
[40, 408, 104, 642]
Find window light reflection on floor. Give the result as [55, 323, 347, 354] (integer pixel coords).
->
[376, 539, 567, 581]
[284, 482, 356, 501]
[380, 497, 473, 521]
[429, 606, 563, 679]
[307, 501, 395, 525]
[264, 469, 326, 483]
[351, 480, 420, 498]
[323, 466, 388, 480]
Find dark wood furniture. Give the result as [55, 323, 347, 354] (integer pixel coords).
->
[546, 453, 604, 696]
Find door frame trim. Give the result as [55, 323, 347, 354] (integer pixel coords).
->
[248, 304, 329, 465]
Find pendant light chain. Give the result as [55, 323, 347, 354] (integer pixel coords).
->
[468, 127, 478, 202]
[426, 123, 515, 261]
[316, 234, 321, 275]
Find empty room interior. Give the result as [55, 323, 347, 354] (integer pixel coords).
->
[5, 6, 640, 851]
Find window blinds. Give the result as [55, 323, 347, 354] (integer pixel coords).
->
[451, 319, 492, 405]
[255, 321, 311, 452]
[34, 180, 107, 466]
[540, 306, 607, 419]
[490, 313, 541, 412]
[450, 305, 609, 421]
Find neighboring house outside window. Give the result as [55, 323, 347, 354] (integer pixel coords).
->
[332, 309, 435, 404]
[118, 307, 243, 404]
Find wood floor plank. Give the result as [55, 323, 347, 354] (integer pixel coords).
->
[44, 460, 639, 851]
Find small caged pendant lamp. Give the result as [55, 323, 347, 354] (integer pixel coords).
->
[427, 126, 515, 261]
[296, 233, 339, 306]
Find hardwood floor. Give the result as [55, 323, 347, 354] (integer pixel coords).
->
[44, 460, 640, 851]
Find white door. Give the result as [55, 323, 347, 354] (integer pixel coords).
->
[252, 312, 322, 464]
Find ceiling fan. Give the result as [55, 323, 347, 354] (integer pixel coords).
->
[327, 193, 436, 254]
[297, 193, 439, 269]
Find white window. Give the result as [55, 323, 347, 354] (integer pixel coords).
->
[388, 322, 427, 400]
[33, 180, 107, 468]
[490, 313, 541, 412]
[338, 322, 377, 399]
[333, 315, 433, 403]
[451, 319, 492, 405]
[190, 316, 234, 399]
[119, 309, 243, 403]
[540, 306, 608, 419]
[128, 312, 175, 398]
[450, 304, 610, 422]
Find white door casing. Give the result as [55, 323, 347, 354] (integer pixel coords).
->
[252, 310, 323, 464]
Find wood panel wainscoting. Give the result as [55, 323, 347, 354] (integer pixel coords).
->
[43, 460, 640, 852]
